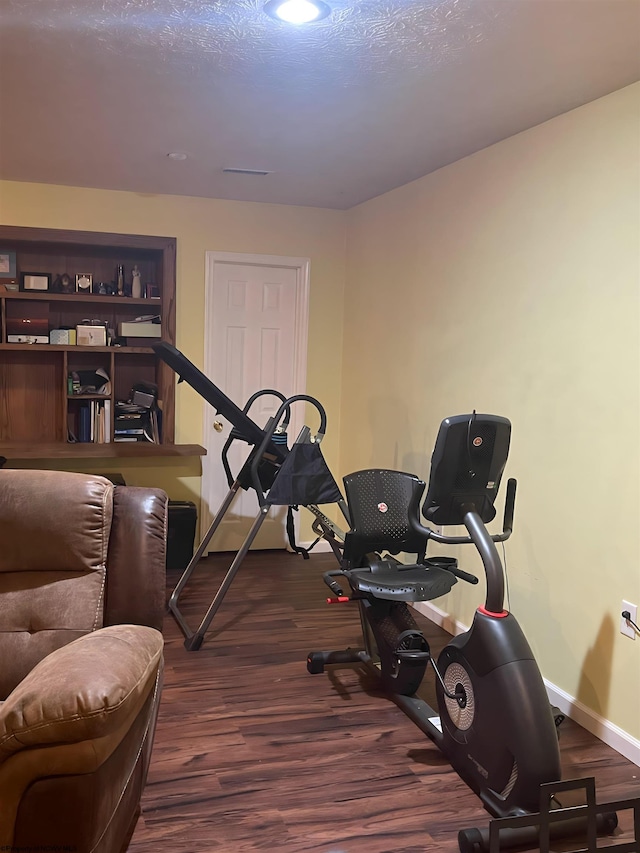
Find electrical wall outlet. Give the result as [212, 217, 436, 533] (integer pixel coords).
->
[620, 600, 637, 639]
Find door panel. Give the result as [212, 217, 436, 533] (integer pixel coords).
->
[202, 257, 308, 552]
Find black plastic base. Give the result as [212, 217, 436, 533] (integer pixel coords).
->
[306, 648, 369, 673]
[458, 810, 618, 853]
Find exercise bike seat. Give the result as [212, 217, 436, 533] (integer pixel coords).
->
[347, 561, 457, 602]
[342, 468, 430, 567]
[341, 469, 460, 602]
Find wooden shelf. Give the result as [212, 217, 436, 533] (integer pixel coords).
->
[0, 442, 206, 460]
[0, 344, 155, 353]
[0, 225, 178, 452]
[1, 291, 162, 306]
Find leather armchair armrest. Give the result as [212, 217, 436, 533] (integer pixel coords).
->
[105, 486, 168, 630]
[0, 625, 163, 763]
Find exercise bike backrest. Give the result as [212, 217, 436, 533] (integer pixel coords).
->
[408, 413, 516, 614]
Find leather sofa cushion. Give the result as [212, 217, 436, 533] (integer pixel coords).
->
[0, 625, 163, 761]
[0, 470, 113, 574]
[0, 569, 106, 699]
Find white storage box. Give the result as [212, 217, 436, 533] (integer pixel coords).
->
[77, 324, 107, 347]
[50, 329, 76, 345]
[118, 322, 162, 338]
[7, 334, 48, 344]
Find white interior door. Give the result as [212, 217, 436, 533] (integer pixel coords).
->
[202, 252, 309, 552]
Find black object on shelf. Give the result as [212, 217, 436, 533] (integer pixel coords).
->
[98, 472, 127, 486]
[167, 501, 197, 571]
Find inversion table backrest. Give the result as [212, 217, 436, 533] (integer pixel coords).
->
[153, 341, 287, 461]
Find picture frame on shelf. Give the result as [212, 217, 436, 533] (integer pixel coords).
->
[0, 249, 17, 280]
[76, 273, 93, 293]
[76, 323, 107, 347]
[20, 272, 51, 292]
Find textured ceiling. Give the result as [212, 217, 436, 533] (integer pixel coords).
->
[4, 0, 500, 77]
[0, 0, 639, 209]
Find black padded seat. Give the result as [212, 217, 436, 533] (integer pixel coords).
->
[342, 469, 429, 567]
[347, 561, 457, 602]
[341, 469, 461, 602]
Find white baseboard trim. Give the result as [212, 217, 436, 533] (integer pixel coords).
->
[544, 680, 640, 768]
[412, 601, 640, 768]
[413, 599, 469, 637]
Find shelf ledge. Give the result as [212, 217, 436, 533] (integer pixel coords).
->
[0, 443, 206, 461]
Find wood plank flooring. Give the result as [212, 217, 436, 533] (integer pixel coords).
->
[128, 551, 640, 853]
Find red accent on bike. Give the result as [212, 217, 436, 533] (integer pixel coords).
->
[478, 605, 509, 618]
[327, 596, 351, 604]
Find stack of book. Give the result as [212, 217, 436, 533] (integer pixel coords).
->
[114, 403, 159, 443]
[77, 399, 111, 443]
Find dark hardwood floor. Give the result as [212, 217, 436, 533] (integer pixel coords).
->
[129, 550, 639, 853]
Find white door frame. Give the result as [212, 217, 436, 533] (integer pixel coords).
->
[201, 251, 311, 541]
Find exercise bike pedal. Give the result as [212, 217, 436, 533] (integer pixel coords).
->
[394, 630, 431, 665]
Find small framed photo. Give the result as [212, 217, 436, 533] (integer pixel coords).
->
[20, 272, 51, 292]
[76, 323, 107, 347]
[0, 250, 17, 279]
[76, 273, 93, 293]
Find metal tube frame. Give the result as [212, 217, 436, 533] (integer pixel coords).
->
[168, 391, 340, 651]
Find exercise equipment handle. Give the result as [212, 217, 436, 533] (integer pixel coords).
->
[250, 394, 327, 506]
[322, 570, 345, 597]
[446, 565, 479, 585]
[461, 507, 505, 613]
[270, 394, 328, 438]
[222, 390, 291, 487]
[408, 477, 514, 611]
[408, 481, 470, 543]
[408, 479, 517, 546]
[502, 477, 517, 535]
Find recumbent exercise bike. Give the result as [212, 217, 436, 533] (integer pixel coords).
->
[307, 413, 616, 852]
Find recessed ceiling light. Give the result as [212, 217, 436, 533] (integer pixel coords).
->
[264, 0, 331, 24]
[167, 152, 188, 161]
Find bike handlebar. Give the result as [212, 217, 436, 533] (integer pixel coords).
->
[408, 478, 517, 546]
[407, 477, 517, 613]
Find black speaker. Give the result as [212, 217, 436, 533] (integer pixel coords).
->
[167, 501, 197, 570]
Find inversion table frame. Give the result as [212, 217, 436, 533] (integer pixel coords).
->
[153, 342, 349, 650]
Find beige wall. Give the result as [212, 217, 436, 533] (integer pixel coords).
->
[342, 82, 640, 738]
[0, 182, 347, 523]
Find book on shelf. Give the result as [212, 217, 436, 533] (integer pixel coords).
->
[70, 399, 112, 444]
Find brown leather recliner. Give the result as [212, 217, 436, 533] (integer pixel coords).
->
[0, 469, 167, 853]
